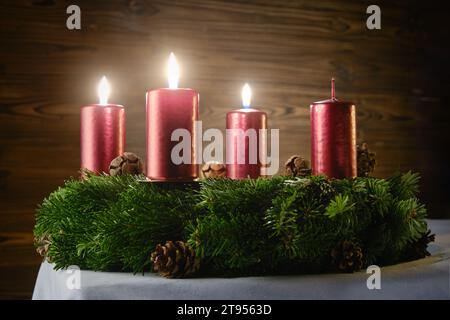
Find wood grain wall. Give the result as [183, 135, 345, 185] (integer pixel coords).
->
[1, 0, 449, 299]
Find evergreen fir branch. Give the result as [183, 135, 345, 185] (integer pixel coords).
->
[34, 173, 431, 276]
[366, 178, 392, 216]
[388, 171, 420, 200]
[325, 194, 354, 218]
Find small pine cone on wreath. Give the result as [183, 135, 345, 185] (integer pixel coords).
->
[331, 240, 364, 273]
[35, 234, 53, 263]
[402, 229, 435, 261]
[284, 155, 312, 177]
[357, 143, 376, 177]
[150, 241, 200, 278]
[109, 152, 144, 176]
[200, 161, 227, 179]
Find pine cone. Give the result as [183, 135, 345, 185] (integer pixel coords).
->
[150, 241, 200, 278]
[35, 234, 53, 263]
[402, 229, 435, 261]
[109, 152, 144, 176]
[357, 143, 376, 177]
[201, 162, 226, 179]
[285, 155, 311, 177]
[331, 240, 364, 273]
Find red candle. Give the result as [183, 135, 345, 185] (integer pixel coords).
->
[81, 76, 125, 174]
[226, 84, 267, 179]
[146, 53, 199, 181]
[310, 78, 356, 179]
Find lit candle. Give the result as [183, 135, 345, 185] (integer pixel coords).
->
[146, 53, 199, 181]
[310, 78, 356, 178]
[226, 83, 267, 179]
[80, 76, 125, 174]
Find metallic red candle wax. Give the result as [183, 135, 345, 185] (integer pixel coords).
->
[310, 79, 356, 179]
[145, 53, 199, 181]
[80, 77, 125, 174]
[146, 89, 199, 180]
[226, 84, 267, 179]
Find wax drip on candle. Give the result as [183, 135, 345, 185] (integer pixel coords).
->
[331, 77, 336, 101]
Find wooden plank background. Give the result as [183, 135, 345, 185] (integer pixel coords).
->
[1, 0, 449, 299]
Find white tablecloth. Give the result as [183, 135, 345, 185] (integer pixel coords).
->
[32, 220, 450, 300]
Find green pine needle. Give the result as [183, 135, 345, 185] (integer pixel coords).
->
[34, 172, 430, 276]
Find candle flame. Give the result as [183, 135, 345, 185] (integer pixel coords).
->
[241, 83, 252, 108]
[168, 52, 179, 89]
[98, 76, 110, 105]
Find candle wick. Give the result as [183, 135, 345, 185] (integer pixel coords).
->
[331, 78, 336, 100]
